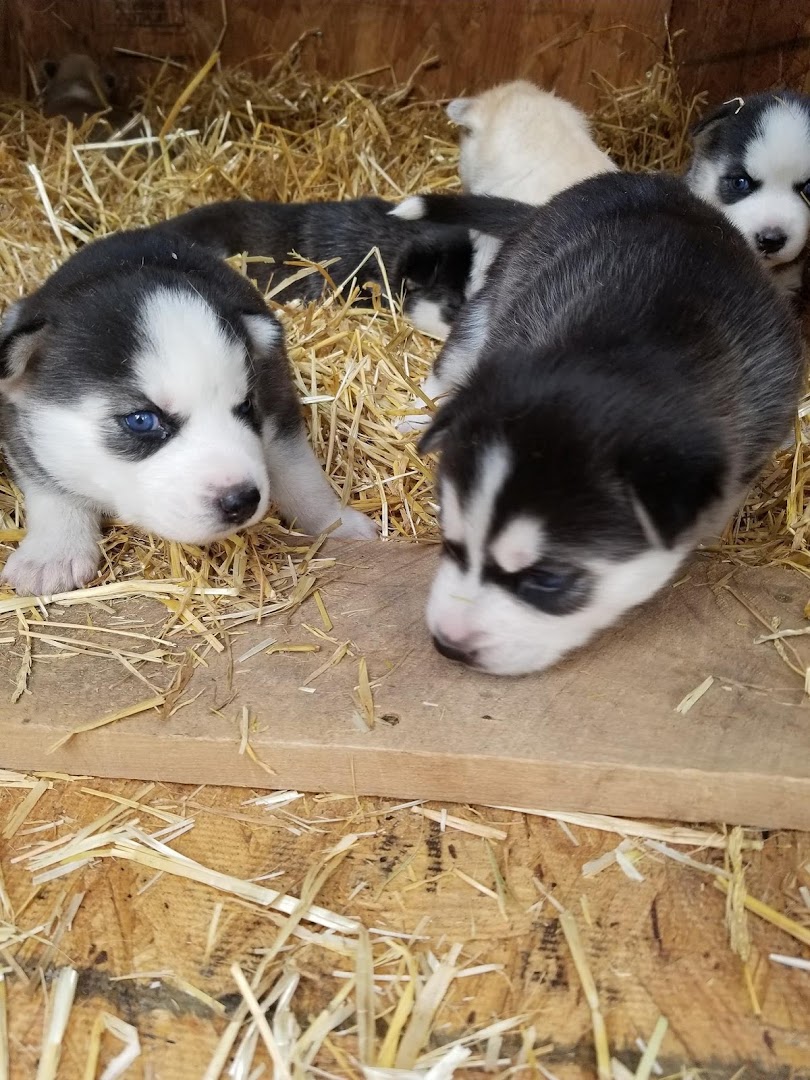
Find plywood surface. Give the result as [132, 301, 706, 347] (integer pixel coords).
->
[2, 778, 810, 1078]
[3, 543, 810, 829]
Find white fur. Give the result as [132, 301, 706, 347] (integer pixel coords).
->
[690, 101, 810, 271]
[390, 197, 425, 221]
[427, 450, 689, 675]
[448, 80, 617, 296]
[2, 485, 101, 595]
[406, 297, 452, 341]
[23, 289, 272, 544]
[490, 516, 545, 574]
[261, 424, 377, 538]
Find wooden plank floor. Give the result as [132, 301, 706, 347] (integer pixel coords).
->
[1, 778, 809, 1077]
[2, 546, 810, 828]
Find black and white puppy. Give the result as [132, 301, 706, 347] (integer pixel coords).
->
[391, 175, 803, 675]
[0, 228, 376, 596]
[686, 91, 810, 292]
[157, 197, 473, 339]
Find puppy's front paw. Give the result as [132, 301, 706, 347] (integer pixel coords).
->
[2, 540, 100, 596]
[395, 409, 433, 435]
[331, 507, 379, 539]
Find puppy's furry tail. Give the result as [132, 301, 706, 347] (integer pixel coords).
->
[390, 194, 535, 239]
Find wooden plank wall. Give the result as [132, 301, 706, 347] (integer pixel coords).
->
[2, 1, 810, 115]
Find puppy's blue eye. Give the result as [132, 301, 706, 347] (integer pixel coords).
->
[728, 175, 751, 193]
[517, 565, 577, 598]
[235, 397, 252, 417]
[801, 180, 810, 199]
[123, 411, 161, 434]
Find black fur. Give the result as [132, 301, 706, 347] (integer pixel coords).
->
[156, 196, 473, 327]
[398, 193, 535, 240]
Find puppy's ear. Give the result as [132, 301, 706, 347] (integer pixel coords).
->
[690, 98, 743, 143]
[446, 97, 474, 126]
[241, 311, 283, 355]
[619, 428, 726, 548]
[418, 403, 456, 455]
[0, 302, 47, 388]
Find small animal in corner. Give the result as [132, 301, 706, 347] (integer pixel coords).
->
[39, 52, 134, 134]
[685, 90, 810, 294]
[0, 228, 376, 598]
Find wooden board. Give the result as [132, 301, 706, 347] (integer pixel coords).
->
[672, 0, 810, 103]
[2, 0, 670, 109]
[3, 543, 810, 830]
[2, 777, 810, 1077]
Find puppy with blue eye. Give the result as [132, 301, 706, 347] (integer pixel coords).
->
[392, 173, 803, 675]
[685, 91, 810, 293]
[0, 227, 376, 596]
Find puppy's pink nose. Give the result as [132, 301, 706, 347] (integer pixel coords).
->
[432, 632, 477, 666]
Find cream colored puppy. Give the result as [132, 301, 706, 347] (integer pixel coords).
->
[447, 80, 617, 294]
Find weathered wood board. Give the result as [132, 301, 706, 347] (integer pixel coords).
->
[2, 544, 810, 830]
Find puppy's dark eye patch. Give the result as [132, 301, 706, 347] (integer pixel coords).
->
[108, 404, 178, 460]
[441, 537, 468, 570]
[719, 172, 759, 203]
[483, 559, 592, 616]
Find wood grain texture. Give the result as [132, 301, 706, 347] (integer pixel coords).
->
[3, 0, 669, 109]
[3, 544, 810, 829]
[1, 779, 809, 1077]
[672, 0, 810, 104]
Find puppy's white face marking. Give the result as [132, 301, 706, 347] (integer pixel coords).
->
[691, 102, 810, 268]
[26, 287, 271, 543]
[427, 445, 689, 675]
[490, 516, 544, 574]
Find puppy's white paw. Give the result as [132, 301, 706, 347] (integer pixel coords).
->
[395, 409, 433, 435]
[2, 539, 100, 596]
[331, 507, 379, 539]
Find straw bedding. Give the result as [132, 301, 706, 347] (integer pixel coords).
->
[1, 49, 809, 639]
[1, 46, 810, 1079]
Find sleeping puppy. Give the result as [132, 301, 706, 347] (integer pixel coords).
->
[686, 91, 810, 293]
[446, 79, 616, 296]
[390, 175, 803, 675]
[0, 228, 375, 596]
[157, 197, 473, 340]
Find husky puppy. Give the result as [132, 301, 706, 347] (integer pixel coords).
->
[390, 175, 803, 675]
[685, 91, 810, 293]
[0, 228, 376, 596]
[446, 79, 616, 295]
[157, 197, 473, 340]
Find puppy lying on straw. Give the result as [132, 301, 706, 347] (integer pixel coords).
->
[0, 227, 375, 596]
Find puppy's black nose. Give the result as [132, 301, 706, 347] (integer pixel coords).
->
[432, 634, 475, 666]
[756, 228, 787, 255]
[217, 484, 261, 525]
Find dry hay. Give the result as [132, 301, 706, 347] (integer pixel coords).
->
[0, 44, 809, 657]
[1, 45, 810, 1078]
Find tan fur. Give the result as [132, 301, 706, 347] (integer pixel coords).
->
[449, 79, 616, 202]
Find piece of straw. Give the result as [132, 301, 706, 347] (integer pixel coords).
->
[35, 966, 78, 1080]
[559, 912, 610, 1080]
